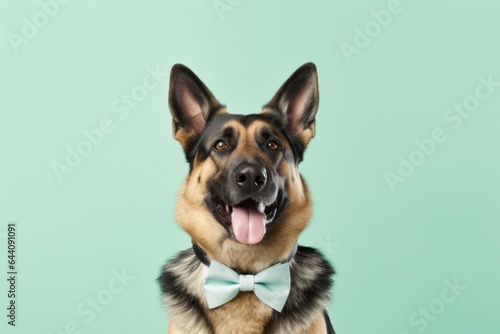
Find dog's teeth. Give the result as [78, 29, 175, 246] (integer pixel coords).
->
[257, 203, 265, 213]
[225, 204, 230, 213]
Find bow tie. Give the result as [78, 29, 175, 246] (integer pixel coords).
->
[203, 260, 291, 312]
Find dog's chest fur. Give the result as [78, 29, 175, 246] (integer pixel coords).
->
[158, 246, 334, 334]
[208, 292, 273, 333]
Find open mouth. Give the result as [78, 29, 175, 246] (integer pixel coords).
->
[215, 199, 278, 245]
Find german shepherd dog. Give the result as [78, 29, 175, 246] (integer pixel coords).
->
[158, 63, 335, 334]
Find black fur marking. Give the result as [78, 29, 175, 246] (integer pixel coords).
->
[157, 249, 215, 333]
[324, 310, 336, 334]
[260, 128, 272, 140]
[192, 241, 211, 267]
[222, 126, 234, 139]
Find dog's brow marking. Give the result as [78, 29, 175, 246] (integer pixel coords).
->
[247, 120, 270, 142]
[222, 127, 234, 138]
[260, 128, 273, 140]
[224, 120, 243, 131]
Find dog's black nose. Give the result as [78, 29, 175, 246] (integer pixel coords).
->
[234, 163, 267, 194]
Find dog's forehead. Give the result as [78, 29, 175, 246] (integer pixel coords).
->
[204, 113, 280, 137]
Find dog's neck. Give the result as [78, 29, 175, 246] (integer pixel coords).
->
[192, 240, 298, 273]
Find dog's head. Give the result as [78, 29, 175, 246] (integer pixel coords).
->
[168, 63, 319, 269]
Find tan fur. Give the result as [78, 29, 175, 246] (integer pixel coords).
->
[167, 322, 185, 334]
[175, 159, 229, 252]
[305, 314, 328, 334]
[173, 127, 192, 152]
[207, 293, 273, 333]
[297, 122, 316, 147]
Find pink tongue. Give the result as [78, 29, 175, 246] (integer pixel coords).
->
[231, 204, 266, 244]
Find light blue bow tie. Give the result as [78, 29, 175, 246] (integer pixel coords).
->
[203, 260, 291, 312]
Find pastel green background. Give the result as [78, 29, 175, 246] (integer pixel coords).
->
[1, 0, 499, 333]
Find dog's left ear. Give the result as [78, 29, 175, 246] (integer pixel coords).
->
[264, 62, 319, 148]
[168, 64, 225, 150]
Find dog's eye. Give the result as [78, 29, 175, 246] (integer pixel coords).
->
[214, 140, 228, 151]
[267, 141, 279, 151]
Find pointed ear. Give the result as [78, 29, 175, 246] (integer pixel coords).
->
[264, 62, 319, 148]
[168, 64, 225, 149]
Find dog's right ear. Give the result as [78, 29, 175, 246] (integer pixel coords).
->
[168, 64, 224, 149]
